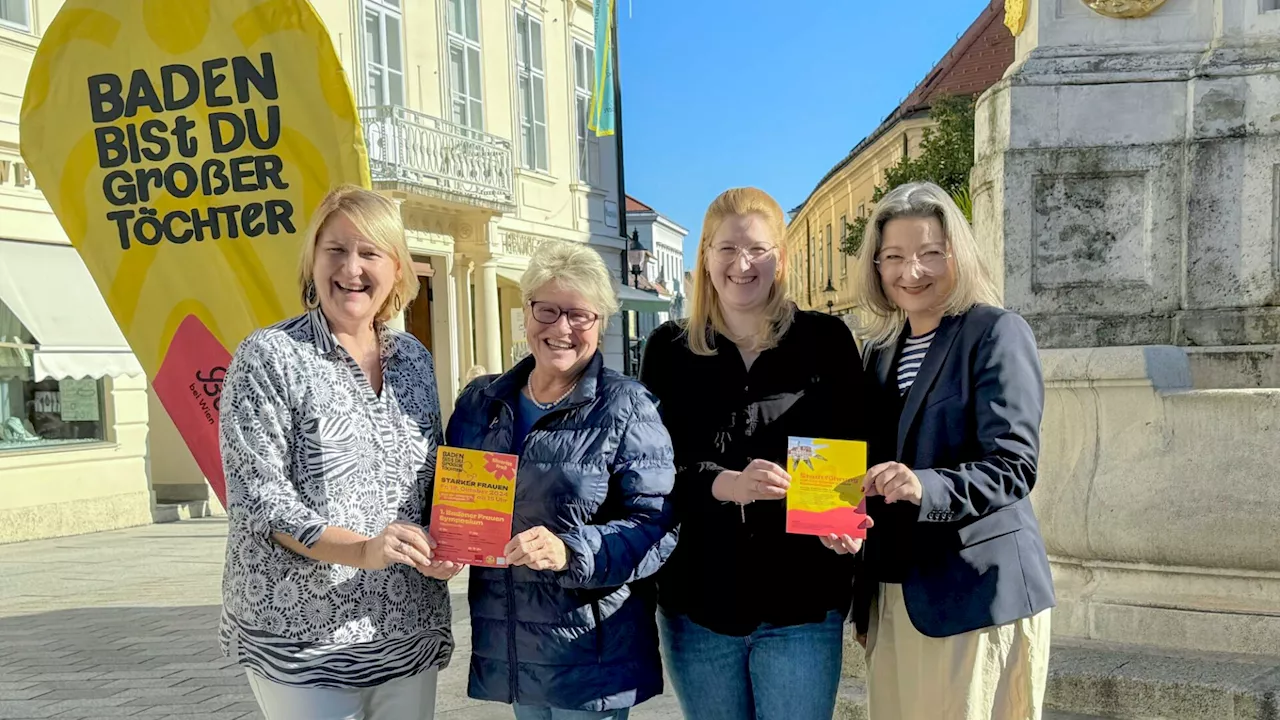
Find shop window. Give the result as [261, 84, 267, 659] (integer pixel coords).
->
[0, 299, 106, 451]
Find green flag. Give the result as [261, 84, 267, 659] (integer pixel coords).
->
[588, 0, 616, 136]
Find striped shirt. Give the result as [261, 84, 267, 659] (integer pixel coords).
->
[217, 309, 453, 688]
[897, 330, 935, 394]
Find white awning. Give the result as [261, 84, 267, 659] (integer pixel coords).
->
[0, 240, 144, 381]
[617, 285, 672, 313]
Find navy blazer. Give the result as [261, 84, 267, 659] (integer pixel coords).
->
[853, 304, 1055, 638]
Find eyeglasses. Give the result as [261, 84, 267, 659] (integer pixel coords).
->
[874, 248, 951, 275]
[707, 243, 777, 265]
[529, 301, 600, 330]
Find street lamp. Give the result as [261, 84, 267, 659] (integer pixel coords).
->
[823, 279, 837, 315]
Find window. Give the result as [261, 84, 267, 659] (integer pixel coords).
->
[825, 223, 833, 285]
[447, 0, 483, 130]
[364, 0, 405, 106]
[0, 0, 29, 30]
[0, 299, 106, 452]
[858, 204, 866, 219]
[815, 232, 824, 289]
[572, 40, 600, 185]
[514, 9, 548, 172]
[839, 215, 848, 277]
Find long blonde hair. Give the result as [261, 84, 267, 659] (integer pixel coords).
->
[297, 185, 419, 324]
[850, 181, 1001, 348]
[686, 187, 794, 356]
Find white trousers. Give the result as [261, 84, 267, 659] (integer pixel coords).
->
[245, 668, 439, 720]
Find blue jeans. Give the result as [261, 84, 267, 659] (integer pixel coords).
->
[658, 609, 844, 720]
[512, 704, 630, 720]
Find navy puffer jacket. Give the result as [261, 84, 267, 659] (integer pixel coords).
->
[444, 352, 677, 712]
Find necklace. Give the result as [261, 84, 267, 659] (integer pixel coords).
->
[527, 381, 577, 410]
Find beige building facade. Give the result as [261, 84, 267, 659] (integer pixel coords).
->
[0, 0, 633, 542]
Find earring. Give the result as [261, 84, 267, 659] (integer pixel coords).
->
[304, 281, 318, 308]
[392, 295, 404, 313]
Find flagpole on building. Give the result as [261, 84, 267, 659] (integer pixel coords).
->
[610, 2, 634, 376]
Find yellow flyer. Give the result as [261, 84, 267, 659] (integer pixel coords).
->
[430, 447, 518, 568]
[785, 437, 869, 538]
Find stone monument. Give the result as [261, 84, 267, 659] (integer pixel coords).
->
[972, 1, 1280, 716]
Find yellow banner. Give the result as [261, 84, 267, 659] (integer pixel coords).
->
[20, 0, 370, 504]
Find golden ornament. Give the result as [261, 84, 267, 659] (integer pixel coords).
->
[1004, 0, 1029, 36]
[1080, 0, 1168, 18]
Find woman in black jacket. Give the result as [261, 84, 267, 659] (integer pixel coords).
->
[640, 187, 874, 720]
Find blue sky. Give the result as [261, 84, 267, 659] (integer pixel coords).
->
[615, 0, 993, 268]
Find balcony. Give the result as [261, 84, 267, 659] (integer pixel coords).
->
[360, 105, 516, 213]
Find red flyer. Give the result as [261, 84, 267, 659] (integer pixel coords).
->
[429, 447, 518, 568]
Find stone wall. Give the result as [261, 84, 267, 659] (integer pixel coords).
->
[1035, 345, 1280, 655]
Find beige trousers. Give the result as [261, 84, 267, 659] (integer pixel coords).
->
[866, 583, 1050, 720]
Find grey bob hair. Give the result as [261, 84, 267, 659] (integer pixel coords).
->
[849, 181, 1001, 348]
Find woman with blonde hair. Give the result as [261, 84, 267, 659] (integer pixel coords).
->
[848, 181, 1054, 719]
[639, 187, 876, 720]
[219, 184, 461, 719]
[446, 240, 677, 719]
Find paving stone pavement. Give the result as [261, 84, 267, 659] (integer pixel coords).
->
[0, 518, 682, 720]
[0, 518, 1104, 720]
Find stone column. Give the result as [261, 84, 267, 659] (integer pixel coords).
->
[453, 257, 474, 372]
[974, 0, 1280, 349]
[477, 260, 503, 373]
[970, 0, 1280, 660]
[432, 253, 459, 420]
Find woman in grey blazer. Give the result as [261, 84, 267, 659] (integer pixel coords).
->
[843, 182, 1055, 720]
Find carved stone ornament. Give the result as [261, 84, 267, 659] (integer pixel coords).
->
[1080, 0, 1167, 18]
[1004, 0, 1029, 36]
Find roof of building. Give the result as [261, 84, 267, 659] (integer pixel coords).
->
[789, 0, 1014, 216]
[625, 195, 654, 213]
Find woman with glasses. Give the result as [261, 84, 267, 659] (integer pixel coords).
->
[848, 182, 1054, 719]
[445, 240, 677, 720]
[639, 187, 876, 720]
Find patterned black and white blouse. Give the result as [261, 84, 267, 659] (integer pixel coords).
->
[217, 309, 452, 688]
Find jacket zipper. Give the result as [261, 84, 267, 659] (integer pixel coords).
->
[494, 393, 591, 703]
[506, 570, 518, 702]
[590, 599, 604, 662]
[491, 399, 521, 704]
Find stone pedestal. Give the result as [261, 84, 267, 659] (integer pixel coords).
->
[973, 0, 1280, 672]
[974, 0, 1280, 348]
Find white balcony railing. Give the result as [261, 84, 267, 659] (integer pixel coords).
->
[360, 105, 515, 211]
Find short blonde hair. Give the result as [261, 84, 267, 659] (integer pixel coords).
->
[850, 181, 1001, 348]
[298, 185, 419, 325]
[687, 187, 794, 356]
[520, 240, 620, 330]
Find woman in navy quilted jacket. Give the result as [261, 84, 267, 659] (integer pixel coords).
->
[445, 240, 677, 720]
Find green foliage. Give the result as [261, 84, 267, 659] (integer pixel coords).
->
[839, 94, 977, 255]
[844, 217, 868, 257]
[950, 185, 973, 223]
